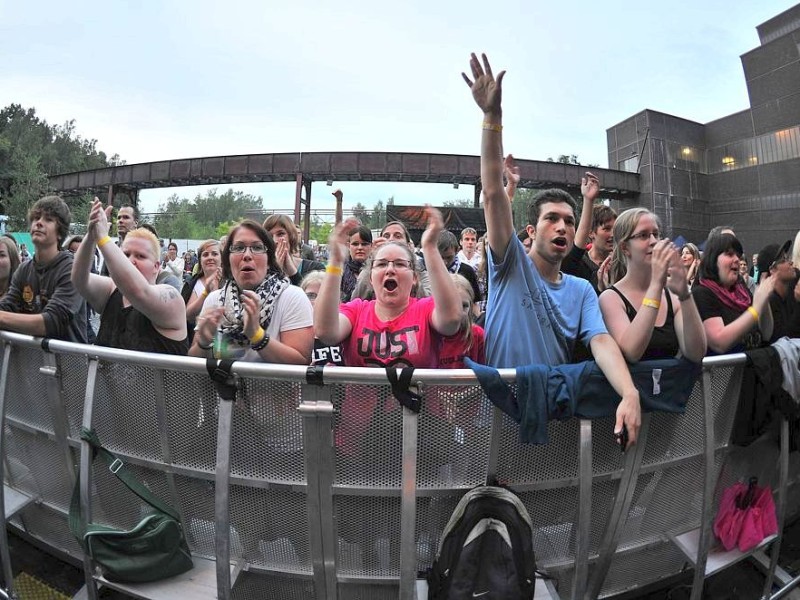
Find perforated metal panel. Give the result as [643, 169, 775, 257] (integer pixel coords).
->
[92, 361, 162, 461]
[229, 483, 312, 571]
[4, 426, 73, 510]
[496, 406, 581, 483]
[641, 382, 706, 466]
[599, 540, 690, 598]
[332, 383, 403, 487]
[710, 366, 742, 447]
[15, 502, 84, 558]
[163, 370, 218, 473]
[230, 377, 306, 483]
[88, 461, 172, 530]
[173, 475, 217, 558]
[334, 495, 401, 576]
[6, 346, 54, 433]
[592, 416, 627, 475]
[56, 352, 90, 439]
[338, 582, 400, 600]
[417, 384, 490, 488]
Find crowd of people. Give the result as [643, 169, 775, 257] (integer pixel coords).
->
[0, 54, 796, 455]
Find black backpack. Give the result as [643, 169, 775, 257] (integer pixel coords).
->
[428, 485, 536, 600]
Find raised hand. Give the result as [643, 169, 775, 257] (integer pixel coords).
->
[664, 245, 690, 298]
[581, 172, 600, 203]
[504, 154, 520, 186]
[597, 255, 612, 292]
[88, 197, 112, 241]
[462, 52, 505, 116]
[327, 218, 360, 265]
[753, 274, 776, 311]
[239, 290, 261, 340]
[420, 205, 444, 250]
[649, 239, 673, 288]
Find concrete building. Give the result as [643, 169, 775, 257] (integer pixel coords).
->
[607, 3, 800, 253]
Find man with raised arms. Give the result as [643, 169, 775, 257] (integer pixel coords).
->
[462, 53, 641, 448]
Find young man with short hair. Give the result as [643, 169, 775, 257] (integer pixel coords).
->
[757, 240, 800, 342]
[456, 227, 481, 269]
[0, 196, 86, 342]
[463, 52, 641, 448]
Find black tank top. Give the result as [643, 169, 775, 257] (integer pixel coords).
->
[608, 286, 680, 360]
[96, 289, 189, 355]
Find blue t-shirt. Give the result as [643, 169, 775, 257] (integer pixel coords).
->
[485, 238, 607, 368]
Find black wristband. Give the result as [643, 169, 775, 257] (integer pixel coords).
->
[251, 333, 271, 352]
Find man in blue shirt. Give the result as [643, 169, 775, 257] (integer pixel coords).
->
[462, 53, 641, 448]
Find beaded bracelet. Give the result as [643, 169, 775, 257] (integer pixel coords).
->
[642, 298, 661, 310]
[251, 333, 271, 352]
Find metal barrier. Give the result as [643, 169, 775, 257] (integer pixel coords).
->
[0, 331, 795, 600]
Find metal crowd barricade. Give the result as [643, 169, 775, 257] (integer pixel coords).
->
[0, 332, 796, 600]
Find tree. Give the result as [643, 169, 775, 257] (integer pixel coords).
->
[351, 202, 370, 225]
[546, 154, 599, 169]
[369, 200, 385, 230]
[308, 216, 333, 245]
[442, 199, 475, 208]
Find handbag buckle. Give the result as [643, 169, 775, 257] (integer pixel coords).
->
[109, 458, 124, 474]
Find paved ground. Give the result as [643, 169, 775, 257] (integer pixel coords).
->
[4, 519, 800, 599]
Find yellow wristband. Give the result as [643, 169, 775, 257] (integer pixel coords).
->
[482, 121, 503, 132]
[201, 289, 208, 297]
[747, 306, 759, 323]
[97, 236, 112, 248]
[642, 298, 661, 310]
[326, 265, 343, 276]
[249, 326, 265, 346]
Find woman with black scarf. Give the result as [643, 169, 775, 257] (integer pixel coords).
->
[340, 225, 373, 302]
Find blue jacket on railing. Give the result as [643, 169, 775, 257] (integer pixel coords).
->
[465, 358, 701, 444]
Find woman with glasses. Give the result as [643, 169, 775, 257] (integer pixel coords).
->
[315, 207, 461, 368]
[190, 220, 313, 363]
[340, 225, 373, 302]
[599, 208, 706, 362]
[692, 232, 774, 354]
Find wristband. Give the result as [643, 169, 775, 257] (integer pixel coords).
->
[642, 298, 661, 310]
[326, 265, 343, 276]
[677, 290, 692, 302]
[97, 236, 112, 248]
[747, 306, 759, 323]
[249, 326, 266, 346]
[251, 332, 271, 352]
[482, 121, 503, 132]
[201, 289, 208, 297]
[197, 338, 213, 350]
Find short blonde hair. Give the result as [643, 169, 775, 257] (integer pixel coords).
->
[125, 228, 160, 261]
[300, 270, 325, 291]
[197, 239, 220, 256]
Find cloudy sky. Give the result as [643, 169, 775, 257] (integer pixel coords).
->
[1, 0, 795, 215]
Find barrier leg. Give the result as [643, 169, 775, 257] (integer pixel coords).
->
[399, 405, 419, 600]
[0, 345, 17, 599]
[78, 359, 100, 600]
[215, 397, 234, 600]
[571, 419, 592, 600]
[761, 418, 790, 599]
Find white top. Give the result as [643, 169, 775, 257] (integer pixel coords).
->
[202, 285, 313, 362]
[457, 249, 482, 270]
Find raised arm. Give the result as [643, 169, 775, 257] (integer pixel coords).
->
[574, 172, 599, 249]
[665, 248, 706, 362]
[72, 197, 115, 313]
[314, 219, 358, 345]
[462, 53, 512, 260]
[702, 276, 774, 353]
[89, 199, 186, 335]
[421, 206, 462, 336]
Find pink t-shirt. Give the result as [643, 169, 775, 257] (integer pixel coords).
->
[437, 324, 486, 369]
[339, 297, 440, 368]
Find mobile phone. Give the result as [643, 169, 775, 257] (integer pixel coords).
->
[615, 425, 629, 453]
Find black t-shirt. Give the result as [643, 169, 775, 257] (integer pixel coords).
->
[456, 263, 483, 303]
[692, 284, 761, 353]
[562, 245, 600, 294]
[768, 289, 800, 342]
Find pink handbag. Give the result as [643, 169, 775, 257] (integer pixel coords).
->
[713, 478, 778, 552]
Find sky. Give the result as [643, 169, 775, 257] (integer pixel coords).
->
[1, 0, 796, 217]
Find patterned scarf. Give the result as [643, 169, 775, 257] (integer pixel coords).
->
[217, 269, 290, 350]
[447, 254, 462, 274]
[698, 277, 751, 313]
[341, 258, 364, 302]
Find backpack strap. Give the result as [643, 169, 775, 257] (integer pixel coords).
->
[79, 428, 181, 521]
[385, 367, 421, 413]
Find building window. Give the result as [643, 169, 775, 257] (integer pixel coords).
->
[619, 156, 638, 173]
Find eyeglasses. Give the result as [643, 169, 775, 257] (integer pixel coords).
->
[769, 254, 790, 270]
[628, 230, 662, 242]
[229, 243, 267, 255]
[305, 292, 318, 301]
[372, 258, 413, 270]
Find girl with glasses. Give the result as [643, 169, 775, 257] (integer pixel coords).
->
[190, 220, 313, 364]
[599, 208, 706, 362]
[340, 225, 373, 302]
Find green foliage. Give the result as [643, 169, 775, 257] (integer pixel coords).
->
[0, 104, 119, 230]
[442, 198, 475, 208]
[153, 189, 264, 240]
[546, 154, 599, 168]
[308, 217, 333, 245]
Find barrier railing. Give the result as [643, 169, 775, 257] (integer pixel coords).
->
[0, 331, 794, 600]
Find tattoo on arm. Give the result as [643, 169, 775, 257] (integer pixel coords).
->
[159, 288, 179, 303]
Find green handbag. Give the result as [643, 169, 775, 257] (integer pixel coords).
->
[69, 428, 194, 583]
